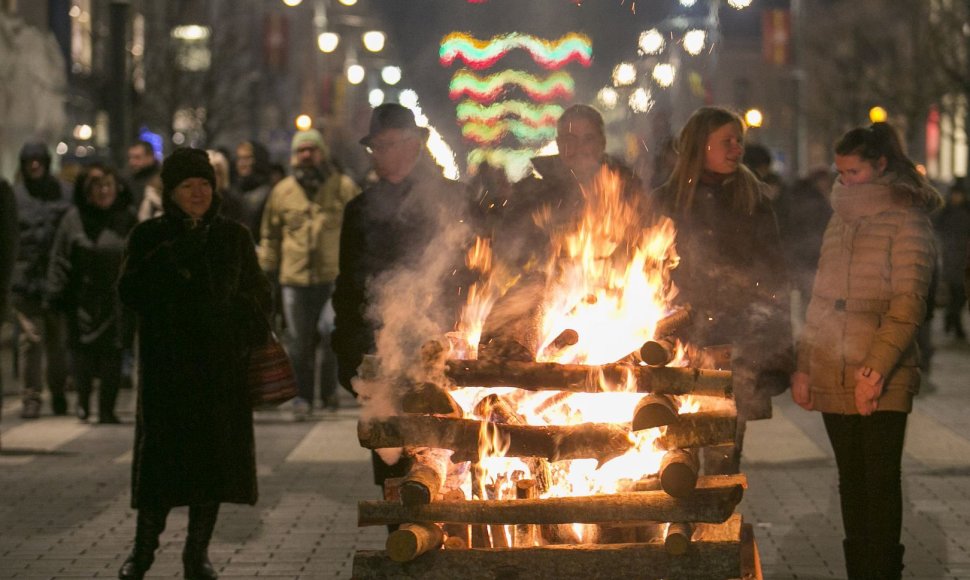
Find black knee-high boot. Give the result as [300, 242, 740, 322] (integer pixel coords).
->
[119, 506, 170, 580]
[183, 503, 220, 580]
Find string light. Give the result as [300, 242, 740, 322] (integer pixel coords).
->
[440, 32, 592, 70]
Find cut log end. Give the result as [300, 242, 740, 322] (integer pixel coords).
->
[663, 522, 692, 556]
[632, 394, 678, 431]
[385, 522, 443, 563]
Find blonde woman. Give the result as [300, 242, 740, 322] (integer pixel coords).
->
[654, 106, 793, 474]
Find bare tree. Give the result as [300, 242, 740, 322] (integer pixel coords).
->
[136, 0, 262, 149]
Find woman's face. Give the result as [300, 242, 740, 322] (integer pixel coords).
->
[703, 123, 744, 175]
[172, 177, 213, 218]
[86, 170, 117, 210]
[835, 154, 885, 186]
[558, 116, 606, 181]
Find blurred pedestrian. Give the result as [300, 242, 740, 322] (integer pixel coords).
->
[791, 122, 941, 580]
[933, 180, 970, 339]
[0, 178, 17, 426]
[259, 129, 359, 417]
[11, 141, 73, 418]
[654, 106, 794, 475]
[46, 164, 136, 423]
[117, 148, 271, 580]
[490, 104, 645, 269]
[743, 142, 785, 201]
[125, 140, 160, 212]
[332, 103, 476, 491]
[222, 141, 273, 240]
[775, 167, 835, 322]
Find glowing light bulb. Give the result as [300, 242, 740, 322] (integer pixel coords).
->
[295, 114, 312, 131]
[612, 62, 637, 87]
[683, 29, 706, 55]
[317, 32, 339, 53]
[638, 29, 664, 55]
[629, 88, 654, 113]
[362, 31, 385, 53]
[652, 63, 675, 88]
[347, 64, 365, 85]
[381, 66, 402, 85]
[597, 87, 619, 110]
[368, 89, 385, 108]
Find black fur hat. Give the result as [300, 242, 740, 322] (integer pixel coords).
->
[160, 148, 216, 197]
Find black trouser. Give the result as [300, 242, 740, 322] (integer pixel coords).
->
[74, 344, 122, 418]
[823, 411, 907, 577]
[944, 281, 967, 337]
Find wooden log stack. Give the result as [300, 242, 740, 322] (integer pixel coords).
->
[353, 324, 761, 578]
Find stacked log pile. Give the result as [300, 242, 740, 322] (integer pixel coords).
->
[351, 307, 761, 579]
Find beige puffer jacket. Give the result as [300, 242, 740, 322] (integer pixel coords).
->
[797, 178, 936, 414]
[258, 169, 359, 286]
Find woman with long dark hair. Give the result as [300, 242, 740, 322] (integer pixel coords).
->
[791, 122, 941, 579]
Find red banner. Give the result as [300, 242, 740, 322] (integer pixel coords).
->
[762, 9, 790, 66]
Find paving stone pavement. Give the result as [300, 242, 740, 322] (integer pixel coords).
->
[1, 315, 968, 579]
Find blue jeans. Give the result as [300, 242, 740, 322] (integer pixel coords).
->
[281, 284, 338, 405]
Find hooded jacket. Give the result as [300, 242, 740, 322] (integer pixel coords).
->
[797, 177, 937, 414]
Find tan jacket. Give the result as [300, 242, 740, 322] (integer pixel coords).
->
[258, 170, 359, 286]
[797, 180, 936, 414]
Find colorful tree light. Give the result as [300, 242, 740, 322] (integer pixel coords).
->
[455, 100, 563, 127]
[449, 70, 575, 103]
[461, 120, 557, 145]
[440, 32, 592, 70]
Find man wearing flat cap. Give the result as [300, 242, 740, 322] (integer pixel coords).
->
[258, 128, 359, 419]
[332, 103, 479, 491]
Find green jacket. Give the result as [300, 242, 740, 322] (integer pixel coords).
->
[258, 169, 359, 286]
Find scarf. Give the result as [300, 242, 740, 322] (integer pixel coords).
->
[830, 179, 899, 222]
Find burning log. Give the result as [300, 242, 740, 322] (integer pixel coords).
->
[654, 305, 693, 339]
[354, 516, 742, 580]
[485, 484, 510, 548]
[478, 273, 546, 362]
[514, 479, 538, 547]
[659, 449, 700, 498]
[550, 328, 579, 350]
[631, 394, 678, 431]
[655, 410, 738, 450]
[385, 522, 444, 563]
[383, 477, 403, 503]
[444, 359, 732, 398]
[359, 415, 633, 464]
[639, 338, 677, 367]
[357, 478, 744, 526]
[400, 464, 442, 507]
[475, 394, 552, 493]
[663, 522, 692, 556]
[401, 382, 463, 418]
[440, 489, 470, 548]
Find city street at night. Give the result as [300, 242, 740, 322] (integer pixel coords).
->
[1, 316, 969, 579]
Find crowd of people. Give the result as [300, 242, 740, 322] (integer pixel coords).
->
[0, 102, 968, 580]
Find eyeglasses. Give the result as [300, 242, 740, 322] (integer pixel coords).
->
[365, 137, 415, 155]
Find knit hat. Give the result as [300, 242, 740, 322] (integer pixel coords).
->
[19, 142, 51, 162]
[160, 148, 216, 197]
[291, 129, 329, 157]
[359, 103, 428, 146]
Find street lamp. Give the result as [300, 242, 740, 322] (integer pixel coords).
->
[362, 31, 385, 53]
[295, 114, 313, 130]
[744, 108, 764, 128]
[347, 64, 365, 85]
[338, 0, 357, 5]
[369, 89, 385, 107]
[869, 106, 888, 123]
[317, 32, 339, 53]
[381, 66, 402, 85]
[282, 0, 302, 6]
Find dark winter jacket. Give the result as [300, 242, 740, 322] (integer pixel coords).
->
[126, 163, 160, 212]
[46, 193, 137, 349]
[332, 159, 475, 395]
[655, 174, 794, 421]
[222, 182, 272, 241]
[933, 201, 970, 285]
[0, 179, 17, 317]
[118, 198, 271, 509]
[10, 175, 73, 309]
[775, 175, 833, 284]
[488, 155, 645, 269]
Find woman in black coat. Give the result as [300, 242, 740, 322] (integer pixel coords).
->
[46, 163, 137, 423]
[117, 148, 271, 580]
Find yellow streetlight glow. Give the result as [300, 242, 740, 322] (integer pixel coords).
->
[282, 0, 302, 6]
[317, 32, 339, 53]
[362, 31, 385, 53]
[295, 114, 312, 131]
[347, 64, 365, 85]
[381, 66, 402, 85]
[869, 106, 888, 123]
[745, 108, 764, 128]
[338, 0, 357, 5]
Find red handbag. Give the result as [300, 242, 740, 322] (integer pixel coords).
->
[247, 333, 298, 407]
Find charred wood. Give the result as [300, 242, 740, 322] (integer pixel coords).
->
[358, 415, 633, 464]
[631, 394, 678, 431]
[655, 410, 738, 450]
[400, 464, 442, 507]
[478, 273, 546, 362]
[640, 338, 677, 367]
[514, 479, 539, 547]
[401, 382, 463, 418]
[659, 449, 700, 498]
[444, 359, 732, 398]
[357, 480, 743, 526]
[654, 306, 693, 339]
